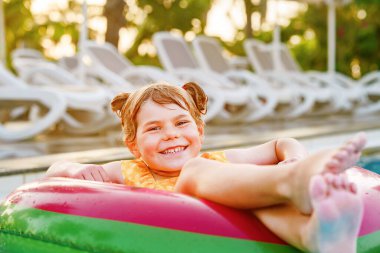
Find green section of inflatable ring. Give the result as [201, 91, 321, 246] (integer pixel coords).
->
[357, 230, 380, 253]
[0, 234, 87, 253]
[0, 206, 301, 253]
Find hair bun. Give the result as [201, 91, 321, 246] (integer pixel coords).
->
[111, 93, 131, 118]
[182, 82, 208, 115]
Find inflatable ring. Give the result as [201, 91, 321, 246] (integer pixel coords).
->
[1, 167, 380, 253]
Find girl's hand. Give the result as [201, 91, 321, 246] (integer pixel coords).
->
[67, 164, 111, 183]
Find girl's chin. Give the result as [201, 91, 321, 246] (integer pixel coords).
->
[156, 158, 188, 170]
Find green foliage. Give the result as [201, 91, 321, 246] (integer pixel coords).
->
[212, 1, 379, 78]
[2, 0, 378, 78]
[3, 0, 40, 66]
[283, 2, 380, 77]
[3, 0, 82, 65]
[126, 0, 212, 64]
[136, 0, 211, 31]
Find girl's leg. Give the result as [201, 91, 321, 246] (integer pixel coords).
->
[175, 133, 366, 213]
[254, 173, 362, 253]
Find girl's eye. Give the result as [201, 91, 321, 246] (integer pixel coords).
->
[147, 126, 160, 131]
[176, 120, 189, 126]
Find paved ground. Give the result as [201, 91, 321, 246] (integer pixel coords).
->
[1, 112, 380, 176]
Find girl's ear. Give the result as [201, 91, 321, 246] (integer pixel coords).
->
[182, 82, 208, 115]
[126, 140, 141, 158]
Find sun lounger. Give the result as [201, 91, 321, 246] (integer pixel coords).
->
[82, 41, 180, 88]
[191, 35, 321, 118]
[11, 48, 119, 134]
[153, 32, 286, 122]
[243, 39, 366, 114]
[0, 64, 66, 142]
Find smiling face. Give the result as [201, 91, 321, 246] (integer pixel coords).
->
[127, 99, 204, 175]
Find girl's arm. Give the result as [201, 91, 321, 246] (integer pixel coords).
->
[46, 160, 123, 184]
[225, 138, 308, 165]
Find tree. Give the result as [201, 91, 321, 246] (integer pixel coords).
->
[3, 0, 40, 66]
[243, 0, 267, 39]
[284, 2, 380, 77]
[125, 0, 212, 64]
[103, 0, 127, 47]
[3, 0, 378, 77]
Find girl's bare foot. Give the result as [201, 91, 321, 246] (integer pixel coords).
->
[303, 174, 363, 253]
[290, 132, 366, 214]
[325, 132, 366, 173]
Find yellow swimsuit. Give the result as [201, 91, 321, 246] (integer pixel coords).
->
[121, 151, 228, 191]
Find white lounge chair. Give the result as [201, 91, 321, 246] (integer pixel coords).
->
[264, 40, 380, 116]
[0, 64, 66, 142]
[243, 39, 365, 114]
[66, 42, 226, 121]
[153, 32, 280, 123]
[353, 72, 380, 115]
[58, 54, 134, 95]
[243, 39, 354, 115]
[82, 41, 180, 88]
[191, 35, 325, 118]
[11, 48, 118, 134]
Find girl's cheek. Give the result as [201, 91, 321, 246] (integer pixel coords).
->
[146, 136, 160, 148]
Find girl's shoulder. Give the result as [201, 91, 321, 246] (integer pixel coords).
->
[200, 150, 228, 163]
[121, 158, 146, 168]
[120, 159, 149, 178]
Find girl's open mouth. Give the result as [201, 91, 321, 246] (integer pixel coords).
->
[160, 146, 187, 155]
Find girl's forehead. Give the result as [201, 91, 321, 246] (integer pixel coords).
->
[139, 99, 187, 112]
[137, 100, 190, 121]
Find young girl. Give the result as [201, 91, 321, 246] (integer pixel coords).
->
[46, 82, 366, 253]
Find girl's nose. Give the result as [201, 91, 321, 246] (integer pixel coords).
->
[163, 126, 179, 140]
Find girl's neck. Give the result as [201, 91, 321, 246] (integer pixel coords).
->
[150, 169, 180, 180]
[140, 159, 180, 179]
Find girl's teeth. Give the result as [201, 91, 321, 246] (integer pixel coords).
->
[163, 147, 184, 154]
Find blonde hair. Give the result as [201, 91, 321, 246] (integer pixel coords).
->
[111, 82, 208, 144]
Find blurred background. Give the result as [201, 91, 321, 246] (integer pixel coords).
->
[1, 0, 380, 199]
[1, 0, 379, 78]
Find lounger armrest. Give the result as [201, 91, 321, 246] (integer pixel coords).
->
[357, 71, 380, 87]
[333, 73, 357, 88]
[85, 65, 136, 90]
[305, 71, 343, 89]
[228, 56, 249, 70]
[297, 70, 331, 85]
[0, 65, 29, 88]
[0, 87, 66, 141]
[223, 69, 271, 89]
[282, 72, 326, 89]
[21, 64, 83, 86]
[306, 71, 356, 89]
[259, 71, 300, 89]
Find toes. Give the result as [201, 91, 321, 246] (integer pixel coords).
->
[326, 158, 341, 172]
[321, 173, 351, 191]
[324, 173, 335, 185]
[349, 182, 357, 194]
[328, 173, 357, 194]
[340, 174, 350, 190]
[351, 132, 367, 152]
[331, 175, 342, 189]
[333, 150, 349, 161]
[329, 144, 361, 173]
[310, 175, 328, 201]
[343, 143, 356, 154]
[333, 174, 349, 190]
